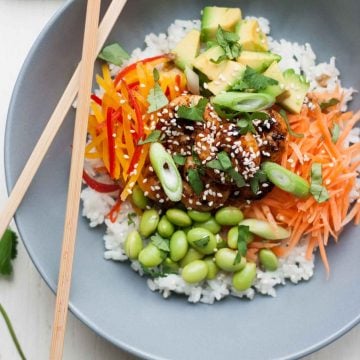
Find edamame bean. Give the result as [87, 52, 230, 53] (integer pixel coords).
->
[187, 227, 217, 255]
[194, 217, 221, 234]
[138, 243, 165, 267]
[188, 210, 211, 223]
[215, 207, 244, 226]
[204, 257, 219, 280]
[181, 260, 208, 284]
[163, 258, 179, 273]
[139, 209, 160, 237]
[227, 226, 254, 249]
[239, 219, 290, 240]
[180, 248, 204, 268]
[131, 185, 148, 209]
[124, 230, 143, 260]
[170, 230, 188, 262]
[215, 248, 246, 272]
[232, 262, 257, 291]
[166, 208, 192, 227]
[259, 249, 279, 271]
[157, 216, 175, 238]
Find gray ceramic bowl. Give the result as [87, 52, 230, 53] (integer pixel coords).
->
[5, 0, 360, 359]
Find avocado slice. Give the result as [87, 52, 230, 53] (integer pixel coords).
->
[192, 45, 227, 80]
[236, 19, 268, 52]
[278, 69, 310, 114]
[172, 30, 201, 70]
[237, 51, 281, 72]
[262, 62, 286, 98]
[201, 6, 242, 41]
[207, 61, 246, 95]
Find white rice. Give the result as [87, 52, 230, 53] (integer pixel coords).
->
[81, 17, 358, 303]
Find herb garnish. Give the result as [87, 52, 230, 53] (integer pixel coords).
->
[0, 229, 18, 276]
[231, 66, 278, 92]
[127, 212, 137, 226]
[330, 123, 340, 143]
[177, 98, 208, 121]
[141, 266, 169, 278]
[138, 130, 163, 145]
[150, 233, 170, 252]
[233, 225, 251, 265]
[210, 26, 242, 63]
[147, 69, 169, 113]
[218, 151, 232, 170]
[212, 104, 241, 120]
[98, 43, 130, 66]
[188, 169, 204, 195]
[250, 170, 268, 194]
[279, 109, 304, 138]
[320, 98, 340, 111]
[310, 163, 330, 203]
[173, 154, 186, 166]
[193, 236, 210, 248]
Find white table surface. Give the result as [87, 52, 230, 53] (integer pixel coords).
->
[0, 1, 359, 359]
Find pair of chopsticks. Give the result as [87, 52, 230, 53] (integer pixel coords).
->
[0, 0, 127, 358]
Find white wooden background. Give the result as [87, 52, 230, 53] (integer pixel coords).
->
[0, 1, 359, 359]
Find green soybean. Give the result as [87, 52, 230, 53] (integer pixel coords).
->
[239, 218, 290, 240]
[187, 227, 217, 255]
[181, 260, 208, 283]
[124, 230, 143, 260]
[131, 185, 148, 209]
[194, 217, 221, 234]
[215, 248, 246, 272]
[157, 216, 175, 238]
[139, 209, 159, 237]
[204, 257, 219, 280]
[232, 262, 257, 291]
[180, 248, 204, 268]
[138, 243, 165, 267]
[227, 226, 254, 249]
[166, 208, 192, 227]
[259, 249, 279, 271]
[215, 207, 244, 226]
[163, 258, 179, 273]
[188, 210, 211, 223]
[170, 230, 188, 262]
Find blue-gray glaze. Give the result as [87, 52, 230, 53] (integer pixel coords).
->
[4, 1, 360, 359]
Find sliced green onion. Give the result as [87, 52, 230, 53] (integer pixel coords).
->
[239, 219, 290, 240]
[262, 161, 310, 198]
[149, 142, 183, 202]
[211, 92, 275, 112]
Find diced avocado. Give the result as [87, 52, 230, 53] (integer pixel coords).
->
[207, 61, 246, 95]
[262, 62, 286, 98]
[236, 19, 268, 51]
[237, 51, 281, 72]
[201, 6, 242, 41]
[172, 30, 201, 70]
[192, 46, 227, 80]
[278, 69, 310, 114]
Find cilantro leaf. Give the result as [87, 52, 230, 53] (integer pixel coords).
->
[173, 154, 186, 166]
[310, 163, 330, 203]
[212, 104, 241, 119]
[250, 170, 268, 194]
[127, 212, 137, 226]
[231, 66, 278, 92]
[188, 169, 203, 195]
[147, 69, 169, 113]
[138, 130, 162, 145]
[150, 233, 170, 252]
[330, 123, 340, 143]
[279, 109, 304, 138]
[98, 43, 130, 66]
[177, 98, 208, 122]
[193, 236, 210, 248]
[237, 118, 256, 135]
[233, 225, 251, 264]
[206, 159, 223, 170]
[0, 229, 18, 276]
[228, 168, 246, 188]
[215, 26, 242, 61]
[141, 266, 168, 278]
[217, 151, 232, 170]
[320, 98, 340, 111]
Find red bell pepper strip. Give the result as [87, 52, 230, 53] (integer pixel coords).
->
[107, 197, 122, 223]
[82, 170, 121, 193]
[91, 94, 102, 106]
[114, 54, 173, 86]
[106, 107, 117, 178]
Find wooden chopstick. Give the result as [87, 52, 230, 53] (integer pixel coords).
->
[49, 1, 101, 359]
[0, 0, 128, 239]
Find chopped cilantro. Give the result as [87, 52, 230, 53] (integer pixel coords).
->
[279, 109, 304, 138]
[310, 163, 330, 203]
[231, 66, 278, 92]
[127, 212, 137, 226]
[320, 98, 340, 111]
[217, 151, 232, 170]
[177, 98, 208, 122]
[141, 266, 168, 278]
[150, 233, 170, 252]
[237, 118, 256, 135]
[98, 43, 130, 66]
[212, 25, 242, 62]
[228, 168, 246, 188]
[173, 154, 186, 166]
[0, 229, 18, 276]
[212, 104, 241, 119]
[147, 69, 169, 113]
[187, 169, 204, 195]
[193, 236, 210, 248]
[206, 159, 223, 170]
[138, 130, 162, 145]
[250, 170, 268, 194]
